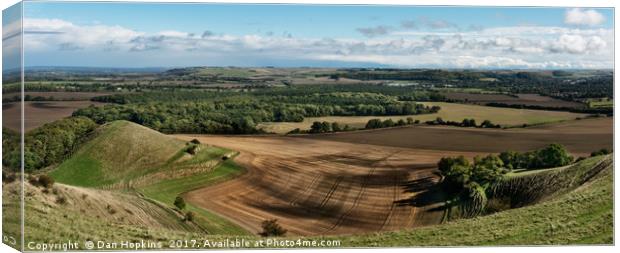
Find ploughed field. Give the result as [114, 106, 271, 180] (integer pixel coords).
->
[176, 117, 611, 236]
[2, 100, 106, 131]
[443, 92, 585, 108]
[305, 117, 612, 157]
[177, 135, 482, 236]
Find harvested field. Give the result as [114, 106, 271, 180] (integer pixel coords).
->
[177, 135, 483, 236]
[3, 91, 112, 101]
[304, 117, 612, 157]
[259, 102, 588, 134]
[2, 101, 105, 131]
[443, 92, 585, 108]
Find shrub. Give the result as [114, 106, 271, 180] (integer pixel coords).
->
[2, 171, 16, 184]
[190, 139, 201, 144]
[259, 219, 287, 237]
[185, 211, 195, 222]
[186, 145, 198, 155]
[591, 148, 612, 157]
[37, 175, 55, 188]
[55, 196, 67, 205]
[174, 196, 186, 210]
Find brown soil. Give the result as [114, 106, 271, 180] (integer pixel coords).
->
[178, 135, 485, 236]
[443, 92, 585, 108]
[2, 101, 105, 132]
[303, 117, 613, 158]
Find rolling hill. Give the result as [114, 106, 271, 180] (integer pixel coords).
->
[50, 120, 232, 189]
[324, 155, 613, 246]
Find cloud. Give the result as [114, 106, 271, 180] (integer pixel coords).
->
[417, 17, 458, 30]
[564, 8, 605, 26]
[21, 17, 614, 69]
[201, 30, 214, 38]
[356, 25, 391, 37]
[400, 20, 417, 29]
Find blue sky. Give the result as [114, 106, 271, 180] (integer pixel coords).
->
[3, 2, 615, 68]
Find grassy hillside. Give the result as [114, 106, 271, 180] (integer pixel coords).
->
[50, 120, 231, 188]
[321, 155, 613, 246]
[45, 120, 250, 235]
[2, 181, 205, 245]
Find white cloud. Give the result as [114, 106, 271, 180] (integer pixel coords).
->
[21, 18, 614, 69]
[564, 8, 605, 26]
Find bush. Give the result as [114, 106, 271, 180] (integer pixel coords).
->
[27, 175, 55, 188]
[55, 196, 67, 205]
[591, 148, 612, 157]
[190, 139, 201, 144]
[185, 211, 195, 222]
[2, 171, 17, 184]
[37, 175, 55, 188]
[174, 196, 186, 210]
[186, 145, 198, 155]
[259, 219, 287, 237]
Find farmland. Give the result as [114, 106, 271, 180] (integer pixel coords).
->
[1, 67, 614, 248]
[178, 134, 477, 235]
[259, 102, 589, 134]
[443, 92, 585, 108]
[2, 100, 106, 131]
[304, 117, 612, 157]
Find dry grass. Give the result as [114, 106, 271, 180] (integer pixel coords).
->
[259, 102, 587, 134]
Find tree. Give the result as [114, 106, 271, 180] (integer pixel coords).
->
[365, 119, 383, 129]
[174, 196, 186, 210]
[331, 122, 342, 132]
[406, 117, 414, 124]
[310, 121, 323, 133]
[532, 143, 573, 168]
[259, 219, 287, 237]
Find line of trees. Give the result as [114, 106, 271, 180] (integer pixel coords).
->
[498, 144, 574, 170]
[78, 90, 441, 134]
[425, 117, 501, 128]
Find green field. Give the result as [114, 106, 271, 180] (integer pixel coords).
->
[139, 160, 249, 235]
[259, 102, 588, 134]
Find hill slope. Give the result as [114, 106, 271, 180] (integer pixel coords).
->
[323, 155, 613, 246]
[50, 120, 231, 188]
[2, 181, 205, 244]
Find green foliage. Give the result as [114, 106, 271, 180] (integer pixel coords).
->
[174, 196, 186, 210]
[438, 154, 509, 216]
[499, 144, 574, 170]
[79, 87, 440, 134]
[259, 219, 287, 237]
[591, 148, 612, 157]
[2, 117, 98, 172]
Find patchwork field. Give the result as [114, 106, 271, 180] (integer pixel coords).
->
[258, 102, 588, 134]
[2, 101, 106, 131]
[177, 135, 485, 236]
[305, 117, 612, 157]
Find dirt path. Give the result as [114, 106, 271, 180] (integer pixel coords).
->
[178, 136, 482, 236]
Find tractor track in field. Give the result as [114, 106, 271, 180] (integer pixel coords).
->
[180, 135, 479, 236]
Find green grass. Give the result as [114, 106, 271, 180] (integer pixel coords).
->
[47, 120, 251, 235]
[587, 98, 613, 109]
[50, 155, 111, 187]
[139, 160, 249, 235]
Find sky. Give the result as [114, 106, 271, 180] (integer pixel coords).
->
[2, 2, 615, 69]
